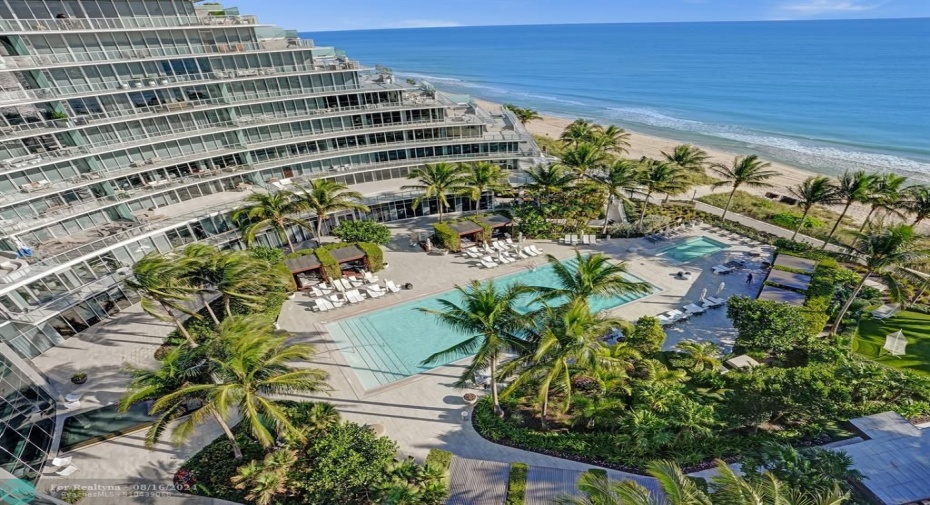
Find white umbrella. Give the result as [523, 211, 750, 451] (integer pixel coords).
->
[425, 237, 432, 252]
[717, 282, 726, 295]
[518, 232, 524, 244]
[700, 288, 707, 302]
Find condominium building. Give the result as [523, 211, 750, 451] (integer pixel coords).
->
[0, 0, 539, 489]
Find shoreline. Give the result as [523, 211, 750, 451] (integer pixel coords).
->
[473, 98, 879, 225]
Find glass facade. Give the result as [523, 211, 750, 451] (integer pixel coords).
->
[0, 354, 55, 485]
[0, 0, 539, 359]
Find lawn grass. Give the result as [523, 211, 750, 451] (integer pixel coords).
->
[853, 310, 930, 376]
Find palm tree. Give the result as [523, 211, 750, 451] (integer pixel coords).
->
[506, 300, 625, 427]
[594, 159, 640, 233]
[122, 316, 331, 458]
[591, 125, 631, 156]
[125, 253, 200, 345]
[178, 244, 224, 325]
[560, 119, 597, 146]
[231, 191, 311, 253]
[636, 160, 689, 226]
[857, 173, 909, 233]
[662, 144, 709, 195]
[556, 460, 850, 505]
[676, 341, 721, 372]
[419, 280, 529, 416]
[538, 251, 651, 304]
[822, 170, 875, 250]
[788, 176, 841, 240]
[559, 142, 609, 176]
[710, 155, 777, 220]
[903, 184, 930, 226]
[461, 161, 511, 214]
[831, 224, 930, 334]
[402, 162, 469, 222]
[503, 104, 541, 124]
[523, 164, 576, 206]
[296, 179, 369, 242]
[231, 449, 296, 505]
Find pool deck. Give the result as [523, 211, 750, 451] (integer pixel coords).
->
[276, 218, 772, 469]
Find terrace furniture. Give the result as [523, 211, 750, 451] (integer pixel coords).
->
[385, 280, 402, 293]
[363, 271, 380, 284]
[56, 466, 78, 477]
[63, 400, 81, 410]
[346, 289, 366, 303]
[51, 457, 72, 468]
[712, 265, 733, 275]
[581, 235, 591, 245]
[871, 303, 901, 320]
[327, 294, 346, 308]
[313, 298, 330, 312]
[516, 249, 530, 259]
[702, 296, 726, 309]
[658, 314, 676, 327]
[684, 303, 706, 316]
[505, 238, 516, 247]
[480, 260, 498, 269]
[365, 285, 387, 298]
[523, 247, 538, 257]
[529, 245, 544, 255]
[321, 299, 337, 311]
[560, 234, 571, 244]
[64, 393, 82, 402]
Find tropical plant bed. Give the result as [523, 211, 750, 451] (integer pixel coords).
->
[854, 310, 930, 377]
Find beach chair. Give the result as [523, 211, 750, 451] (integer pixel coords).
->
[704, 296, 726, 308]
[321, 299, 337, 311]
[493, 241, 508, 251]
[312, 298, 328, 312]
[365, 286, 386, 298]
[51, 457, 72, 469]
[871, 303, 900, 320]
[581, 235, 591, 245]
[712, 265, 733, 275]
[347, 276, 364, 288]
[591, 235, 601, 244]
[497, 254, 515, 264]
[385, 280, 402, 293]
[363, 271, 380, 284]
[561, 234, 571, 244]
[529, 245, 544, 255]
[310, 285, 325, 297]
[346, 289, 366, 303]
[516, 248, 530, 259]
[56, 465, 78, 477]
[63, 400, 81, 410]
[522, 246, 537, 257]
[505, 237, 516, 247]
[327, 294, 346, 308]
[658, 314, 675, 327]
[480, 259, 498, 269]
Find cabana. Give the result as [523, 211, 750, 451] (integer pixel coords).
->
[329, 244, 369, 275]
[478, 214, 512, 238]
[883, 329, 907, 357]
[758, 285, 807, 306]
[765, 269, 812, 291]
[285, 254, 323, 290]
[447, 221, 485, 245]
[773, 254, 817, 273]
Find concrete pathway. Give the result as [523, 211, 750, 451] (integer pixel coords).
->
[447, 457, 510, 505]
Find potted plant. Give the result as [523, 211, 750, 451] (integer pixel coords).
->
[56, 487, 86, 504]
[463, 393, 478, 405]
[70, 372, 87, 385]
[48, 111, 69, 126]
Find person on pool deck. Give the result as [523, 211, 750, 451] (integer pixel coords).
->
[746, 273, 754, 285]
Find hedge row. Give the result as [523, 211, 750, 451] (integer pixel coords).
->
[425, 448, 453, 470]
[356, 242, 384, 272]
[801, 257, 842, 336]
[433, 222, 461, 251]
[283, 241, 385, 279]
[505, 463, 527, 505]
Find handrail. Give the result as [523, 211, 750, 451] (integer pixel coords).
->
[0, 14, 259, 33]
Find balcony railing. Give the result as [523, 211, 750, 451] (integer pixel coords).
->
[0, 14, 259, 33]
[2, 40, 322, 69]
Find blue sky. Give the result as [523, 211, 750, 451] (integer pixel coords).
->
[226, 0, 930, 31]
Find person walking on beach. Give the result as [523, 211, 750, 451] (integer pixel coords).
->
[746, 273, 754, 285]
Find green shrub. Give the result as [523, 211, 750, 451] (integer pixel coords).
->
[331, 219, 391, 245]
[249, 245, 284, 264]
[357, 242, 384, 272]
[426, 448, 453, 470]
[771, 212, 824, 231]
[506, 463, 528, 505]
[314, 246, 341, 279]
[433, 222, 461, 251]
[55, 488, 86, 504]
[627, 316, 666, 356]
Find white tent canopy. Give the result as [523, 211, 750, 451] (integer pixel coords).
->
[883, 329, 908, 356]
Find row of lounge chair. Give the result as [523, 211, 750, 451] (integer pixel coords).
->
[308, 273, 403, 312]
[468, 244, 545, 269]
[560, 234, 600, 245]
[461, 238, 521, 258]
[657, 296, 726, 326]
[644, 222, 697, 243]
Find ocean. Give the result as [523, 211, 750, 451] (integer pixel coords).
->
[304, 19, 930, 181]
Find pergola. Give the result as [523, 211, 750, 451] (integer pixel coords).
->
[330, 245, 369, 275]
[758, 285, 807, 306]
[284, 254, 323, 289]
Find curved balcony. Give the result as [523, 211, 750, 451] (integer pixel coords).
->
[0, 15, 260, 33]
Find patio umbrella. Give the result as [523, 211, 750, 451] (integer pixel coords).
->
[700, 288, 707, 302]
[717, 282, 726, 295]
[518, 232, 524, 245]
[425, 238, 432, 252]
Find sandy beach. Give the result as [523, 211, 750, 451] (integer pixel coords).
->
[474, 98, 878, 225]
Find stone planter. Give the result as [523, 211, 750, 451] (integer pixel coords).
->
[463, 393, 478, 405]
[70, 374, 87, 385]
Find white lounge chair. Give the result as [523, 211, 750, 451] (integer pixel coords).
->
[657, 314, 675, 327]
[516, 248, 530, 259]
[51, 456, 72, 468]
[712, 265, 733, 275]
[581, 235, 591, 245]
[56, 466, 78, 477]
[505, 238, 516, 247]
[529, 245, 544, 255]
[561, 234, 571, 244]
[703, 296, 726, 308]
[480, 260, 498, 269]
[64, 393, 82, 402]
[521, 246, 537, 257]
[312, 298, 329, 312]
[63, 400, 81, 410]
[347, 276, 364, 288]
[498, 255, 515, 264]
[310, 286, 325, 297]
[321, 299, 337, 311]
[871, 303, 900, 320]
[366, 285, 387, 298]
[346, 289, 366, 303]
[385, 280, 402, 293]
[328, 294, 346, 308]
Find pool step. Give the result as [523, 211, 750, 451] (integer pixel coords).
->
[336, 317, 411, 388]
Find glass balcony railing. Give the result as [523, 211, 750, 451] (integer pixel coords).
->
[0, 14, 259, 33]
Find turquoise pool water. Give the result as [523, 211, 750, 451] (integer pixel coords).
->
[326, 258, 657, 390]
[657, 236, 729, 262]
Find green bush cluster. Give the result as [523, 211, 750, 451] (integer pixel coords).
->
[425, 448, 453, 470]
[356, 242, 385, 272]
[505, 463, 528, 505]
[284, 241, 384, 277]
[432, 222, 461, 251]
[801, 258, 846, 336]
[771, 212, 824, 231]
[331, 219, 392, 245]
[313, 246, 342, 279]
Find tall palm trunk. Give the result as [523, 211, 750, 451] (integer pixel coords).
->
[638, 191, 653, 227]
[489, 356, 503, 417]
[224, 295, 233, 318]
[858, 207, 877, 234]
[279, 222, 296, 253]
[540, 394, 549, 430]
[212, 409, 243, 459]
[791, 206, 812, 240]
[602, 195, 613, 235]
[315, 211, 325, 243]
[721, 186, 739, 221]
[198, 293, 221, 326]
[831, 270, 872, 334]
[822, 200, 853, 250]
[437, 202, 444, 223]
[161, 301, 197, 347]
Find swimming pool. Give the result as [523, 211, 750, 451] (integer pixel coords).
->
[657, 236, 729, 262]
[326, 258, 657, 390]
